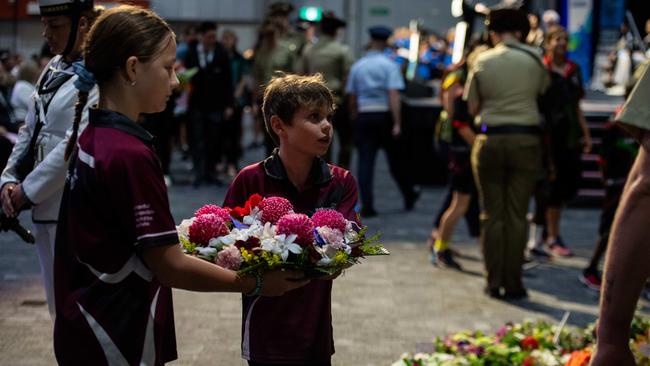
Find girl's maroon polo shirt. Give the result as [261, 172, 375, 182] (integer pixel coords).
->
[54, 108, 178, 365]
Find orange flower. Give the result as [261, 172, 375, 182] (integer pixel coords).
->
[565, 350, 591, 366]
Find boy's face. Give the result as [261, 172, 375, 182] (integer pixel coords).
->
[276, 105, 333, 157]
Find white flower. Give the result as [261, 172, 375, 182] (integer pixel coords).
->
[213, 227, 251, 248]
[242, 221, 265, 239]
[344, 220, 360, 243]
[176, 218, 194, 240]
[315, 244, 340, 266]
[260, 232, 301, 261]
[529, 350, 561, 366]
[243, 206, 262, 225]
[196, 247, 217, 256]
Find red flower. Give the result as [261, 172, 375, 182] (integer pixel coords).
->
[248, 194, 263, 208]
[520, 336, 539, 350]
[311, 209, 347, 233]
[195, 205, 231, 223]
[234, 237, 261, 251]
[229, 194, 264, 221]
[276, 213, 314, 246]
[259, 196, 294, 224]
[523, 355, 535, 366]
[189, 214, 230, 246]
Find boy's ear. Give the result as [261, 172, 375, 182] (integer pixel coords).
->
[270, 115, 287, 139]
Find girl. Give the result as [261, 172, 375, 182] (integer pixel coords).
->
[540, 26, 592, 257]
[54, 6, 308, 365]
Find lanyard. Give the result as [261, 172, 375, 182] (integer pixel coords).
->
[197, 43, 214, 69]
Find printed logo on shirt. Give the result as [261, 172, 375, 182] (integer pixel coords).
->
[134, 203, 154, 228]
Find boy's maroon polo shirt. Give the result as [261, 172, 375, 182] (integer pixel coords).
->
[223, 150, 360, 364]
[54, 109, 178, 365]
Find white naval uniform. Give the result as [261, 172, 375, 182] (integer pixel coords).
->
[0, 55, 98, 319]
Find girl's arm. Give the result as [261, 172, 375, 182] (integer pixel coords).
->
[458, 126, 476, 146]
[577, 107, 592, 153]
[143, 244, 309, 296]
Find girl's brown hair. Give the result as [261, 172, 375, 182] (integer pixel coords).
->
[65, 5, 174, 160]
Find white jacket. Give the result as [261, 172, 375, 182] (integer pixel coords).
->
[1, 55, 98, 222]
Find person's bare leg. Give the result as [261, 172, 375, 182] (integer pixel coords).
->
[438, 192, 472, 242]
[545, 206, 561, 242]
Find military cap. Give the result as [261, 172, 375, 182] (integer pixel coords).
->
[39, 0, 93, 16]
[368, 26, 392, 41]
[321, 11, 346, 29]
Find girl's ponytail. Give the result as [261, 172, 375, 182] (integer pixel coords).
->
[64, 91, 88, 161]
[66, 61, 96, 161]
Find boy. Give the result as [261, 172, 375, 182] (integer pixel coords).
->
[223, 73, 359, 366]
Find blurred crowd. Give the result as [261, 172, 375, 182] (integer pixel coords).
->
[2, 0, 650, 300]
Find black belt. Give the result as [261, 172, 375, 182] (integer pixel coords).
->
[479, 124, 541, 135]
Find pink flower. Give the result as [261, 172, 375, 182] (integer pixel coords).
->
[189, 214, 230, 246]
[311, 209, 347, 233]
[316, 227, 344, 248]
[195, 204, 231, 223]
[215, 246, 243, 270]
[276, 213, 314, 247]
[259, 196, 293, 224]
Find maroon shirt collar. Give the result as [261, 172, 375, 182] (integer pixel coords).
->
[89, 108, 154, 145]
[263, 149, 333, 186]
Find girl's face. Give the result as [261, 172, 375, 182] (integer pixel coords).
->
[134, 36, 179, 114]
[548, 33, 568, 56]
[41, 15, 71, 55]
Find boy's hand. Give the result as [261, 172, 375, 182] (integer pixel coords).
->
[318, 269, 343, 281]
[261, 270, 310, 297]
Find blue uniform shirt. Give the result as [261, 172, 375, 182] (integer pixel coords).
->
[346, 50, 405, 112]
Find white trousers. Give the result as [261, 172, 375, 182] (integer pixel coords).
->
[33, 223, 56, 320]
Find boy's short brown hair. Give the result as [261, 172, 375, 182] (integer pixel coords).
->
[262, 73, 335, 146]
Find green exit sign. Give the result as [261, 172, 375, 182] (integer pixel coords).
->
[369, 6, 389, 16]
[299, 6, 322, 22]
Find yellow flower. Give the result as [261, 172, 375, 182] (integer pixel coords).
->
[333, 251, 349, 266]
[240, 248, 254, 263]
